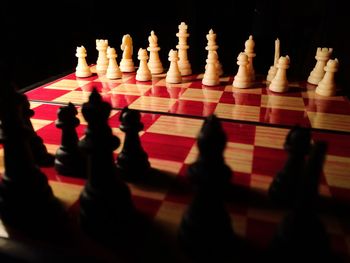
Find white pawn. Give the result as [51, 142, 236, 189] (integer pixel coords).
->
[166, 49, 182, 84]
[307, 47, 333, 85]
[267, 38, 280, 82]
[106, 47, 122, 79]
[136, 48, 152, 81]
[315, 58, 339, 96]
[75, 46, 92, 78]
[233, 53, 251, 88]
[96, 39, 109, 73]
[244, 35, 256, 81]
[176, 22, 192, 76]
[269, 56, 290, 93]
[120, 34, 135, 72]
[147, 31, 163, 74]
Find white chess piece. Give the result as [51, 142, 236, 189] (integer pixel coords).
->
[120, 34, 135, 72]
[75, 46, 92, 78]
[136, 48, 152, 81]
[244, 35, 256, 81]
[96, 39, 109, 73]
[176, 22, 192, 76]
[269, 55, 290, 93]
[315, 58, 339, 96]
[232, 52, 252, 88]
[106, 47, 122, 79]
[267, 38, 280, 82]
[166, 49, 182, 84]
[202, 29, 220, 86]
[147, 31, 163, 74]
[307, 47, 333, 85]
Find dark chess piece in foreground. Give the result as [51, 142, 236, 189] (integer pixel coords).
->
[178, 114, 236, 262]
[268, 125, 311, 207]
[78, 89, 135, 241]
[269, 141, 336, 263]
[55, 102, 85, 177]
[0, 87, 64, 234]
[116, 107, 150, 181]
[20, 93, 55, 167]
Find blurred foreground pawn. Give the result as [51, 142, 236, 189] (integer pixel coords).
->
[136, 48, 152, 81]
[20, 94, 54, 167]
[269, 142, 335, 263]
[116, 107, 150, 181]
[178, 115, 235, 262]
[268, 126, 311, 207]
[55, 102, 84, 177]
[315, 58, 339, 97]
[0, 87, 64, 234]
[106, 47, 122, 79]
[79, 89, 135, 241]
[75, 46, 92, 78]
[269, 56, 290, 93]
[307, 47, 333, 85]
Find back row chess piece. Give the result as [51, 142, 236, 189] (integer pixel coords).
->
[307, 47, 333, 85]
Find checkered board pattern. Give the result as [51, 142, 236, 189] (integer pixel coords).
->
[25, 66, 350, 133]
[1, 101, 350, 259]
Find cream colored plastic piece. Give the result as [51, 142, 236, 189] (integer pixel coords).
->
[307, 47, 333, 85]
[233, 52, 252, 88]
[75, 46, 92, 78]
[106, 47, 122, 79]
[120, 34, 135, 72]
[96, 39, 109, 73]
[315, 58, 339, 97]
[147, 31, 163, 74]
[267, 38, 280, 82]
[166, 49, 182, 84]
[202, 29, 220, 86]
[176, 22, 192, 76]
[244, 35, 256, 81]
[269, 55, 290, 93]
[136, 48, 152, 81]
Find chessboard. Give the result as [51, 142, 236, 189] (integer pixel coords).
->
[1, 66, 350, 262]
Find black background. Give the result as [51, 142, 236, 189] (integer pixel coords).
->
[1, 0, 349, 96]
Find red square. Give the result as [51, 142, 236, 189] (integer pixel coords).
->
[132, 195, 163, 218]
[144, 86, 184, 98]
[222, 122, 256, 144]
[252, 146, 287, 177]
[260, 107, 311, 127]
[246, 218, 278, 247]
[304, 98, 350, 115]
[220, 92, 261, 106]
[312, 132, 350, 156]
[26, 87, 71, 101]
[170, 100, 217, 117]
[109, 94, 139, 109]
[33, 104, 61, 121]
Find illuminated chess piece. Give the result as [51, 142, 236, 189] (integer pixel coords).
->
[215, 51, 224, 76]
[106, 47, 122, 79]
[176, 22, 192, 76]
[315, 58, 339, 97]
[120, 34, 135, 72]
[308, 48, 333, 85]
[166, 49, 182, 84]
[269, 56, 290, 93]
[232, 52, 252, 88]
[244, 35, 256, 81]
[136, 48, 152, 81]
[202, 29, 220, 86]
[147, 31, 163, 74]
[267, 38, 280, 82]
[96, 39, 109, 73]
[75, 46, 92, 78]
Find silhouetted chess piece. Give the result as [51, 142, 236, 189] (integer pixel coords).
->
[178, 114, 235, 262]
[269, 141, 335, 263]
[268, 126, 311, 207]
[78, 89, 135, 241]
[20, 93, 55, 167]
[55, 102, 84, 177]
[0, 87, 64, 234]
[116, 107, 150, 181]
